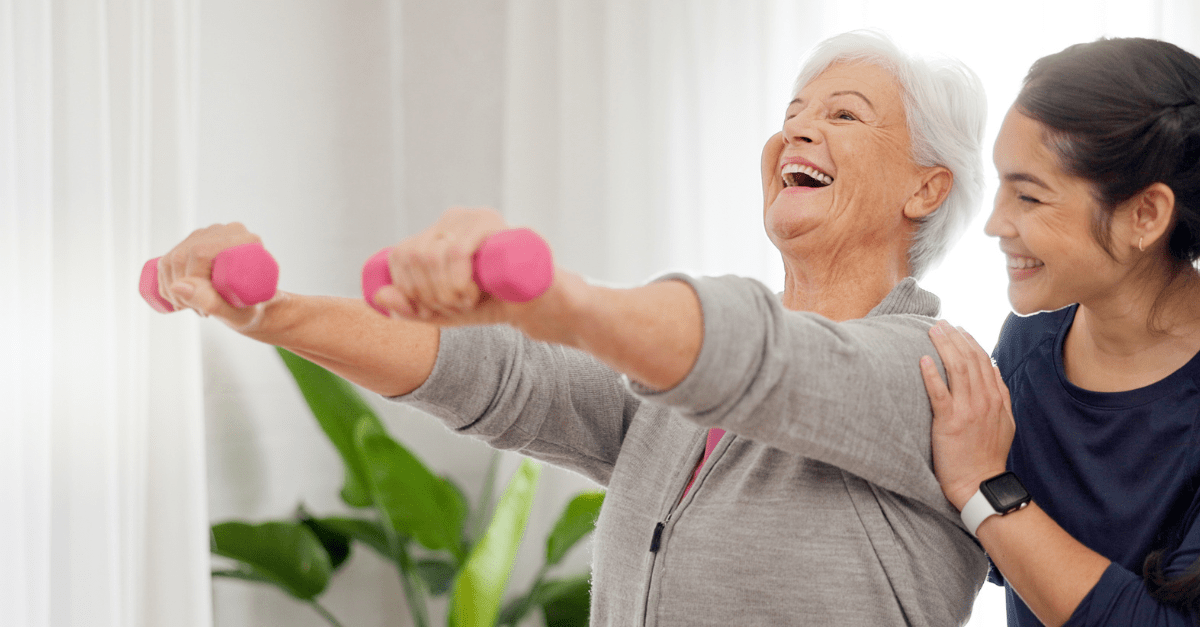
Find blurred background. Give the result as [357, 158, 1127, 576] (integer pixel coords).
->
[3, 0, 1199, 626]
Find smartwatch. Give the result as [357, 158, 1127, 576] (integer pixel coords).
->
[960, 471, 1032, 537]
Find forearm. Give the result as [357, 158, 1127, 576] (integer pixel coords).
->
[242, 291, 439, 397]
[977, 503, 1110, 627]
[521, 275, 703, 392]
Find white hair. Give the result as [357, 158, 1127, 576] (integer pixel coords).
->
[792, 30, 987, 278]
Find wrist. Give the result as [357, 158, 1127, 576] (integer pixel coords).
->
[945, 466, 1009, 512]
[509, 270, 592, 347]
[235, 291, 302, 340]
[960, 471, 1032, 537]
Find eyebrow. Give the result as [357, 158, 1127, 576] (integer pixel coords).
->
[830, 90, 875, 110]
[1002, 172, 1053, 189]
[789, 90, 876, 111]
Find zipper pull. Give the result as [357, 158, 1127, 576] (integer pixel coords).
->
[649, 522, 666, 553]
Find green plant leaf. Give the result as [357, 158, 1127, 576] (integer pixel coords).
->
[448, 459, 541, 627]
[298, 513, 353, 571]
[305, 515, 395, 562]
[415, 559, 457, 596]
[210, 521, 332, 599]
[544, 491, 605, 566]
[277, 348, 384, 508]
[497, 571, 592, 627]
[212, 568, 277, 586]
[539, 573, 592, 627]
[355, 420, 467, 559]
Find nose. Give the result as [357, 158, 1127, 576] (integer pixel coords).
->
[983, 193, 1013, 239]
[782, 106, 820, 145]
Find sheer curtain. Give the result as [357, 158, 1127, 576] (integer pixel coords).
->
[0, 1, 211, 626]
[7, 1, 1200, 627]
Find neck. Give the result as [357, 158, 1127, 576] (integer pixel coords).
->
[1074, 263, 1200, 355]
[779, 250, 910, 320]
[1064, 262, 1200, 391]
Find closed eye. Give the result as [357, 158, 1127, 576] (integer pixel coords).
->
[1018, 194, 1041, 204]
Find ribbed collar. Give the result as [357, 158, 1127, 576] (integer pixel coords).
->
[865, 277, 940, 318]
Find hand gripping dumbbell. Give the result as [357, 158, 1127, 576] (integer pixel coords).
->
[139, 242, 280, 313]
[361, 228, 553, 315]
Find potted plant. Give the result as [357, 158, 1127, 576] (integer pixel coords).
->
[210, 348, 603, 627]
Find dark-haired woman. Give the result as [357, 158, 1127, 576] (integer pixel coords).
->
[919, 37, 1200, 626]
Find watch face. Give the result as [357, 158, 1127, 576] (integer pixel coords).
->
[982, 472, 1031, 513]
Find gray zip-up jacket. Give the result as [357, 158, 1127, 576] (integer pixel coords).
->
[396, 275, 987, 626]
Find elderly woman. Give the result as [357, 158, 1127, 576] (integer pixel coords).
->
[162, 32, 987, 624]
[920, 38, 1200, 626]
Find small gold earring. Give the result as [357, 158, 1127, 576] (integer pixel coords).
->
[1139, 237, 1145, 252]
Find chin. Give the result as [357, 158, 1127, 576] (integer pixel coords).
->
[1007, 287, 1074, 317]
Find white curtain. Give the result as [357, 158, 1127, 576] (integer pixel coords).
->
[0, 1, 211, 626]
[6, 1, 1200, 627]
[501, 0, 820, 289]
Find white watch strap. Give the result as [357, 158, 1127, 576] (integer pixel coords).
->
[960, 489, 995, 537]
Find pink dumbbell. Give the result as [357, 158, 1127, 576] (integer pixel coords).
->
[361, 228, 553, 315]
[139, 242, 280, 313]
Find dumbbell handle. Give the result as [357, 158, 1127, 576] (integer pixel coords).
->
[139, 242, 280, 313]
[361, 228, 553, 315]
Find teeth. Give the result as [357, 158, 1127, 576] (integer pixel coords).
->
[1007, 255, 1044, 269]
[781, 163, 833, 187]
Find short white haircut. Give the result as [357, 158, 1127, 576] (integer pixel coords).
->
[792, 30, 987, 278]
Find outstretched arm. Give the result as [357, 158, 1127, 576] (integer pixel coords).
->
[369, 207, 703, 392]
[155, 223, 438, 397]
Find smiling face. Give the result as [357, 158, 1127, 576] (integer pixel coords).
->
[763, 62, 931, 268]
[987, 106, 1135, 314]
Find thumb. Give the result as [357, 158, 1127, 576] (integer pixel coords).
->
[170, 277, 230, 319]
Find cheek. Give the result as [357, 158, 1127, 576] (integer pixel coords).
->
[834, 141, 915, 203]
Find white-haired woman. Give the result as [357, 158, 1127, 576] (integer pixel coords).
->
[162, 31, 989, 625]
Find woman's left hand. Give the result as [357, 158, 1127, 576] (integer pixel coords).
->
[919, 320, 1015, 511]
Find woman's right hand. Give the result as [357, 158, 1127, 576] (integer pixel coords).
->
[157, 222, 284, 333]
[919, 320, 1015, 512]
[370, 206, 510, 323]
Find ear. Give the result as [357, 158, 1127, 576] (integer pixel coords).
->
[903, 166, 953, 221]
[1128, 182, 1176, 252]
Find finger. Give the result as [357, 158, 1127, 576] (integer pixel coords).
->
[389, 247, 433, 319]
[408, 248, 456, 318]
[425, 235, 471, 313]
[373, 285, 417, 319]
[919, 355, 952, 416]
[159, 246, 188, 310]
[169, 277, 228, 319]
[446, 239, 480, 310]
[929, 321, 972, 393]
[960, 328, 988, 355]
[948, 326, 991, 392]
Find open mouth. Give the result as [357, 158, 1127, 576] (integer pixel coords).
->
[782, 163, 833, 188]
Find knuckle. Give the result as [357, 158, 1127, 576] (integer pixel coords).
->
[166, 248, 189, 268]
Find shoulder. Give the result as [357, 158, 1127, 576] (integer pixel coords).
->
[993, 307, 1072, 377]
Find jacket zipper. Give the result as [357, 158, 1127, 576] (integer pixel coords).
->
[642, 431, 726, 625]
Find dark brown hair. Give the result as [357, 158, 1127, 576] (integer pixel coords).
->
[1017, 38, 1200, 264]
[1018, 37, 1200, 616]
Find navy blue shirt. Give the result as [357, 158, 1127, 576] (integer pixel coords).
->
[991, 306, 1200, 625]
